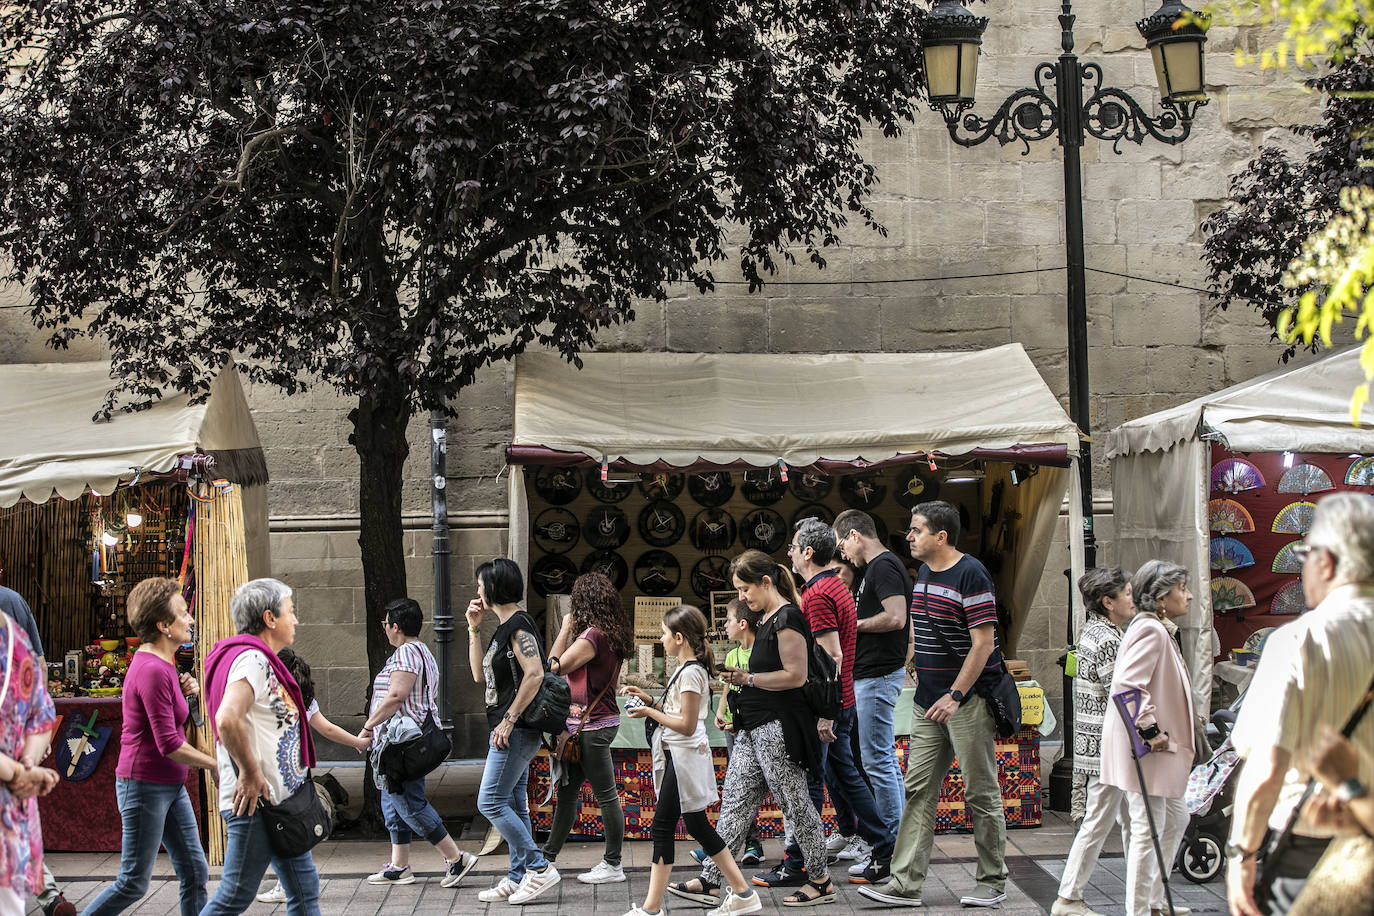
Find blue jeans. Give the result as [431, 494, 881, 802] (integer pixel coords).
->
[825, 704, 895, 858]
[381, 776, 449, 847]
[82, 778, 208, 916]
[854, 668, 906, 836]
[477, 726, 548, 883]
[198, 809, 320, 916]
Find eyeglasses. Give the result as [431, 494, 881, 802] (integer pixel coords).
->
[1293, 544, 1334, 564]
[786, 542, 803, 554]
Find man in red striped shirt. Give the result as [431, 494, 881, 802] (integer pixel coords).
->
[859, 500, 1008, 909]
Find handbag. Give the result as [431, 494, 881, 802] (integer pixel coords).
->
[555, 675, 616, 765]
[977, 665, 1023, 738]
[802, 631, 843, 721]
[377, 657, 451, 786]
[1259, 667, 1374, 904]
[259, 776, 333, 859]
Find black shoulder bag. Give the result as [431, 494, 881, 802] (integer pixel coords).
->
[504, 620, 572, 736]
[920, 586, 1021, 736]
[800, 617, 844, 721]
[378, 651, 452, 789]
[233, 749, 332, 859]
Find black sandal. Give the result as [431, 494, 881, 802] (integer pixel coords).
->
[782, 878, 837, 907]
[666, 877, 721, 905]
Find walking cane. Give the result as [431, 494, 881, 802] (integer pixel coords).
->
[1112, 688, 1177, 916]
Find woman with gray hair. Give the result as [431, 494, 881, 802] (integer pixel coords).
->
[200, 578, 321, 916]
[1099, 561, 1197, 916]
[1052, 568, 1135, 916]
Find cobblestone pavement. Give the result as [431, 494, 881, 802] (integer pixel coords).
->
[40, 819, 1231, 915]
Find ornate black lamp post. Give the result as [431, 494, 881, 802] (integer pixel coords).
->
[919, 0, 1208, 811]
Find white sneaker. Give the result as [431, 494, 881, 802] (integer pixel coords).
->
[577, 860, 626, 884]
[478, 877, 519, 902]
[441, 851, 479, 888]
[824, 833, 851, 856]
[708, 887, 763, 916]
[508, 864, 561, 905]
[366, 863, 415, 886]
[838, 836, 871, 861]
[848, 857, 872, 877]
[621, 908, 663, 916]
[255, 883, 286, 904]
[1051, 900, 1106, 916]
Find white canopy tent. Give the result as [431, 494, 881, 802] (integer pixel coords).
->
[507, 344, 1086, 651]
[1105, 346, 1374, 713]
[0, 361, 271, 575]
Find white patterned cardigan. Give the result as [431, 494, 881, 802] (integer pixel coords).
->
[1073, 615, 1124, 778]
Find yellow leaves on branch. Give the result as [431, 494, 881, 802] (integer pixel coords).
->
[1205, 0, 1374, 67]
[1280, 185, 1374, 425]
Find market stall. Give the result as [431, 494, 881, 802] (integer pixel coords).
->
[1106, 346, 1374, 715]
[0, 361, 268, 853]
[505, 346, 1083, 829]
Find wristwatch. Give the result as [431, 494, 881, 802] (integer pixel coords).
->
[1224, 841, 1257, 862]
[1336, 777, 1369, 804]
[947, 688, 966, 703]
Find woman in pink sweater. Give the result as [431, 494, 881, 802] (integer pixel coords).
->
[82, 578, 218, 916]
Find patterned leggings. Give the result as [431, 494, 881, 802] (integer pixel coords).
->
[700, 719, 829, 886]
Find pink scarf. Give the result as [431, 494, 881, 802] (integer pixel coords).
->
[203, 634, 316, 769]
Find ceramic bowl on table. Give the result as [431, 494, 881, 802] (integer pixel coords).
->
[100, 639, 121, 652]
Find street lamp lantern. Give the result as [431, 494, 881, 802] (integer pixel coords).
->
[1137, 0, 1210, 105]
[918, 0, 1208, 817]
[919, 0, 988, 112]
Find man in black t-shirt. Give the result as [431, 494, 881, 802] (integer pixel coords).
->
[832, 509, 909, 841]
[858, 501, 1007, 910]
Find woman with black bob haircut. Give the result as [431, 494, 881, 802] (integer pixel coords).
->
[358, 597, 477, 891]
[671, 550, 834, 909]
[465, 559, 561, 905]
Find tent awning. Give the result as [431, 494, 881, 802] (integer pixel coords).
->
[510, 345, 1079, 468]
[0, 361, 266, 507]
[1106, 346, 1374, 458]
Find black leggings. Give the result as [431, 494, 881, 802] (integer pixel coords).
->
[652, 753, 725, 866]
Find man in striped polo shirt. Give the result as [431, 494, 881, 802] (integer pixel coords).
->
[859, 499, 1008, 909]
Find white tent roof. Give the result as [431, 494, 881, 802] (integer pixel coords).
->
[512, 344, 1079, 467]
[1106, 346, 1374, 458]
[0, 361, 264, 507]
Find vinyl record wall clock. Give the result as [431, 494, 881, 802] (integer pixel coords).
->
[585, 467, 634, 503]
[690, 508, 737, 553]
[638, 472, 685, 501]
[740, 509, 787, 554]
[532, 467, 582, 505]
[634, 550, 681, 596]
[893, 467, 940, 509]
[839, 472, 886, 509]
[789, 470, 834, 501]
[531, 554, 578, 597]
[583, 506, 630, 549]
[688, 471, 735, 508]
[532, 508, 580, 554]
[690, 555, 732, 601]
[580, 549, 629, 591]
[638, 500, 686, 547]
[742, 468, 788, 506]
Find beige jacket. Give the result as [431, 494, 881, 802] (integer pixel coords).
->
[1099, 614, 1197, 798]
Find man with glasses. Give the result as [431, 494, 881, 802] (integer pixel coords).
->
[1227, 491, 1374, 915]
[831, 509, 911, 855]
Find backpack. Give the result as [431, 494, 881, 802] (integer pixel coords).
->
[504, 625, 571, 736]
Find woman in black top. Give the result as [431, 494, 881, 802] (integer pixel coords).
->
[464, 559, 561, 906]
[669, 550, 835, 909]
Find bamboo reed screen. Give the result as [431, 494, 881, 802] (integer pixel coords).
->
[0, 487, 187, 660]
[191, 481, 250, 866]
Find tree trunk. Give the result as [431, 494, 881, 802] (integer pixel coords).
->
[350, 380, 412, 832]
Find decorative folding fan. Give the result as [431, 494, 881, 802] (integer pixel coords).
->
[1211, 458, 1266, 494]
[1209, 499, 1255, 534]
[1211, 577, 1256, 612]
[1210, 537, 1255, 572]
[1272, 540, 1305, 574]
[1270, 581, 1306, 615]
[1277, 463, 1335, 496]
[1272, 501, 1316, 534]
[1347, 456, 1374, 486]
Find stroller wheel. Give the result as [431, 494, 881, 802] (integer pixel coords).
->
[1176, 831, 1223, 884]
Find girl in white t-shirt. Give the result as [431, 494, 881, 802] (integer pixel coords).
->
[620, 605, 760, 916]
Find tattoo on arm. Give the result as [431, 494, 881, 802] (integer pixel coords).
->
[515, 630, 540, 660]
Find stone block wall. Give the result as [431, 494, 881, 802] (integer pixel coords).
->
[0, 0, 1344, 754]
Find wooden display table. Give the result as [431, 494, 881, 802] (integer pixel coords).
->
[528, 688, 1042, 839]
[37, 697, 204, 852]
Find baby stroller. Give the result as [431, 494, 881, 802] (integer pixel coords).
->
[1176, 716, 1242, 883]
